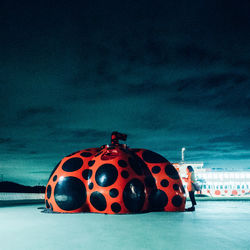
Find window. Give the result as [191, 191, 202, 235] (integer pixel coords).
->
[220, 185, 223, 189]
[237, 185, 240, 189]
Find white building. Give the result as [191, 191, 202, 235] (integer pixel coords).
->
[173, 150, 250, 197]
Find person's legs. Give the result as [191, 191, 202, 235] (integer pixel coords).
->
[189, 191, 197, 207]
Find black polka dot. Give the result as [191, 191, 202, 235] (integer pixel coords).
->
[96, 147, 103, 152]
[142, 150, 167, 163]
[161, 179, 169, 187]
[121, 170, 129, 179]
[54, 176, 86, 211]
[123, 179, 145, 213]
[109, 188, 119, 198]
[45, 200, 50, 208]
[48, 161, 60, 180]
[111, 203, 121, 213]
[62, 157, 83, 172]
[88, 160, 95, 167]
[128, 156, 145, 175]
[46, 185, 51, 199]
[90, 191, 107, 211]
[80, 152, 93, 157]
[132, 149, 141, 152]
[50, 203, 53, 211]
[95, 164, 118, 187]
[173, 184, 179, 191]
[95, 151, 103, 157]
[88, 182, 94, 190]
[82, 169, 92, 180]
[152, 166, 161, 174]
[66, 151, 80, 157]
[145, 176, 156, 188]
[165, 164, 180, 180]
[118, 160, 127, 167]
[53, 175, 57, 182]
[172, 195, 183, 207]
[149, 189, 168, 211]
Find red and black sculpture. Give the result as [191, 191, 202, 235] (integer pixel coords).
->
[45, 132, 186, 213]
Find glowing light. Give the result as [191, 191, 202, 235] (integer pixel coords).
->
[59, 176, 64, 182]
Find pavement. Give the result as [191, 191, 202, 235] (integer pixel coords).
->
[0, 201, 250, 250]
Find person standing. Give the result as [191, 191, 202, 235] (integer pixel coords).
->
[183, 165, 197, 211]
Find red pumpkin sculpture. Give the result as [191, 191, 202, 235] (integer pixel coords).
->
[45, 132, 186, 213]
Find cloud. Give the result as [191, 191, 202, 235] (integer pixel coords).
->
[175, 73, 249, 93]
[70, 129, 110, 142]
[169, 72, 250, 116]
[0, 137, 27, 154]
[29, 151, 38, 155]
[0, 138, 12, 144]
[126, 82, 164, 96]
[209, 129, 250, 148]
[232, 60, 250, 71]
[49, 128, 110, 144]
[18, 106, 56, 120]
[177, 44, 220, 64]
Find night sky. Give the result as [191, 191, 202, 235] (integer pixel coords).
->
[1, 1, 250, 185]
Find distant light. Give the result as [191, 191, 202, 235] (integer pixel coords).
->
[181, 147, 186, 162]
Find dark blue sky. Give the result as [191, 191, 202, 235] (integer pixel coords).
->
[0, 0, 250, 185]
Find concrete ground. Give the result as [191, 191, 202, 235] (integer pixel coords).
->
[0, 201, 249, 250]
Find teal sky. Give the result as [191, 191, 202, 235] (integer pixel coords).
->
[0, 0, 250, 185]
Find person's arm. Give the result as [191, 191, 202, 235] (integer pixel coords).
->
[182, 177, 188, 182]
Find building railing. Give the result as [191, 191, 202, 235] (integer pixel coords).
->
[0, 193, 45, 201]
